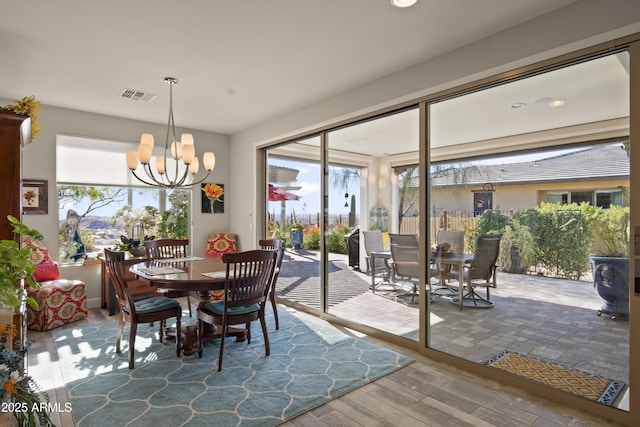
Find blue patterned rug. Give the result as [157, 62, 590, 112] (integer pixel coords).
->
[53, 307, 413, 426]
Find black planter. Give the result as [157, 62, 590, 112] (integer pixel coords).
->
[589, 256, 629, 319]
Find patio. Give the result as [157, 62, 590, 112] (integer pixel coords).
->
[275, 249, 629, 404]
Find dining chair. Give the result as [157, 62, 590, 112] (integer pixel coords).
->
[144, 238, 193, 317]
[103, 248, 182, 369]
[448, 234, 502, 308]
[362, 230, 391, 281]
[259, 238, 286, 330]
[389, 233, 437, 302]
[196, 249, 277, 371]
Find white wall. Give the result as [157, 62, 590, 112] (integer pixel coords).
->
[228, 0, 640, 248]
[7, 101, 230, 308]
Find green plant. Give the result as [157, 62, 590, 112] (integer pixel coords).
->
[0, 216, 43, 308]
[289, 223, 305, 232]
[580, 203, 630, 257]
[303, 230, 320, 250]
[534, 203, 591, 280]
[498, 222, 536, 273]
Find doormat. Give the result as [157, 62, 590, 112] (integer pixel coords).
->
[485, 351, 625, 406]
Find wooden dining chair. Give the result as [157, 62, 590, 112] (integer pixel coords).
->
[259, 238, 286, 330]
[196, 249, 277, 371]
[144, 238, 193, 317]
[103, 248, 182, 369]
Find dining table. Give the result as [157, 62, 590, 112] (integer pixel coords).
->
[430, 252, 474, 310]
[130, 256, 245, 356]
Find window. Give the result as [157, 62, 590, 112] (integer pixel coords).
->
[56, 136, 190, 263]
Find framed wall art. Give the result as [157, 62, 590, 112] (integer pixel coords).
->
[22, 179, 48, 215]
[201, 183, 224, 214]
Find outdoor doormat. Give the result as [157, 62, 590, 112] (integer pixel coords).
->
[485, 351, 625, 406]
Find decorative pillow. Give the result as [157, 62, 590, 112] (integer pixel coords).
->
[205, 233, 237, 257]
[23, 238, 53, 265]
[33, 262, 60, 282]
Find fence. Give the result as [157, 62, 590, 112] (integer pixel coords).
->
[399, 211, 484, 244]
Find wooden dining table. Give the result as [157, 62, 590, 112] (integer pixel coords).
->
[130, 256, 246, 356]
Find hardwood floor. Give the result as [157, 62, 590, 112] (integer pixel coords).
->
[27, 308, 624, 427]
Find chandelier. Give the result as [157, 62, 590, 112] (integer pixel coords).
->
[126, 77, 216, 188]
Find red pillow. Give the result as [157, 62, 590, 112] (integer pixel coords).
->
[33, 262, 61, 282]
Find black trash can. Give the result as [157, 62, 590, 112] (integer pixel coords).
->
[344, 227, 360, 270]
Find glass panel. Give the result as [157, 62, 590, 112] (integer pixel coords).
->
[326, 108, 420, 339]
[266, 137, 321, 311]
[428, 51, 629, 409]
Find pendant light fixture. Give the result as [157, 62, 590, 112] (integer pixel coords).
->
[126, 77, 216, 188]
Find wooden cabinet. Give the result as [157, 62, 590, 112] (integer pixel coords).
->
[0, 109, 30, 240]
[101, 256, 155, 315]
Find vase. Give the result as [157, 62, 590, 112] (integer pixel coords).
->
[589, 256, 629, 319]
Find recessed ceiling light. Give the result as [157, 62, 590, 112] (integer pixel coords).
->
[391, 0, 418, 8]
[534, 96, 554, 103]
[548, 100, 565, 108]
[511, 103, 527, 109]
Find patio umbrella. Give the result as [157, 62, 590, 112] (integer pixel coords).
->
[268, 184, 301, 201]
[269, 184, 301, 224]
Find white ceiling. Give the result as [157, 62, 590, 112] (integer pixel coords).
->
[1, 0, 580, 138]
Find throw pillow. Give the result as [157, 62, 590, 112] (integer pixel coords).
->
[23, 238, 53, 265]
[205, 233, 237, 257]
[33, 262, 61, 282]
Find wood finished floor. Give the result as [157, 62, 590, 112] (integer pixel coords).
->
[27, 308, 624, 427]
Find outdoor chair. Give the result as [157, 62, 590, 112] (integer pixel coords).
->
[389, 233, 438, 303]
[196, 249, 277, 371]
[363, 230, 391, 283]
[432, 230, 465, 297]
[259, 238, 286, 330]
[448, 234, 502, 308]
[144, 238, 194, 317]
[103, 248, 182, 369]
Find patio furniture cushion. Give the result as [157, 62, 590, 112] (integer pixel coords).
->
[205, 233, 237, 257]
[26, 279, 88, 331]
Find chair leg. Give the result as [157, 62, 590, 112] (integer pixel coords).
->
[116, 316, 125, 354]
[128, 322, 138, 369]
[218, 325, 227, 372]
[159, 320, 165, 343]
[175, 312, 182, 358]
[186, 295, 192, 317]
[270, 292, 279, 330]
[260, 315, 270, 356]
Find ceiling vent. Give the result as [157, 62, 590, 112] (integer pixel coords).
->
[119, 88, 157, 103]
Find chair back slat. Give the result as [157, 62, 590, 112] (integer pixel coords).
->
[222, 250, 277, 309]
[144, 239, 189, 261]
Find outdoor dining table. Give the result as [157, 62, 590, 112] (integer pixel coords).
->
[130, 256, 246, 356]
[430, 252, 474, 311]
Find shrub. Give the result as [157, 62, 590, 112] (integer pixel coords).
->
[326, 230, 347, 254]
[303, 230, 321, 250]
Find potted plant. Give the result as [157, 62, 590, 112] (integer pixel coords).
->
[289, 223, 305, 251]
[582, 204, 630, 319]
[0, 216, 54, 426]
[0, 216, 43, 310]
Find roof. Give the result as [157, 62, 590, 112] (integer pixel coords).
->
[431, 144, 629, 187]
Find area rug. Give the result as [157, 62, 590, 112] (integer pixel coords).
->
[53, 308, 413, 426]
[485, 351, 625, 406]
